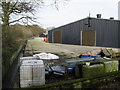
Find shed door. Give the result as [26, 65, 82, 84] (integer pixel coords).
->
[53, 31, 62, 43]
[82, 30, 96, 46]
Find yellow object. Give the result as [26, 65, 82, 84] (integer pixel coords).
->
[111, 53, 120, 58]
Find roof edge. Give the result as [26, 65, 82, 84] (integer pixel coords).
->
[49, 17, 120, 32]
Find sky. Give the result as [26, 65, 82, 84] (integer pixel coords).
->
[8, 0, 119, 29]
[35, 0, 120, 29]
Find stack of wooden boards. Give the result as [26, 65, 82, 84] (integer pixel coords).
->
[80, 48, 120, 58]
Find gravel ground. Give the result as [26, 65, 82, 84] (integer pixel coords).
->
[24, 37, 120, 68]
[24, 38, 120, 58]
[24, 37, 104, 58]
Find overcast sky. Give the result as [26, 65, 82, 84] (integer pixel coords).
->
[35, 0, 120, 28]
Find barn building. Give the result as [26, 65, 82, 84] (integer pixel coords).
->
[118, 1, 120, 20]
[48, 15, 120, 48]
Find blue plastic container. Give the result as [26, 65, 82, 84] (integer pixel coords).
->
[67, 65, 76, 68]
[67, 65, 76, 73]
[81, 55, 91, 58]
[91, 56, 100, 59]
[32, 36, 35, 39]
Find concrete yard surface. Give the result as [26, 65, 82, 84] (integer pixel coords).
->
[24, 37, 120, 59]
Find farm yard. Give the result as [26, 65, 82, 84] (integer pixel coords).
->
[2, 1, 120, 89]
[13, 37, 120, 88]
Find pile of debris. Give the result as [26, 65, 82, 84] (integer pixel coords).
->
[19, 48, 120, 88]
[79, 48, 120, 59]
[19, 52, 60, 88]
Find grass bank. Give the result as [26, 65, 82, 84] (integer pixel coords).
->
[2, 24, 45, 78]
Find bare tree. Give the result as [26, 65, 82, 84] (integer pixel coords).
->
[0, 0, 69, 27]
[1, 1, 41, 26]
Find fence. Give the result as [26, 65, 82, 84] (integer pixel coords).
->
[28, 71, 120, 89]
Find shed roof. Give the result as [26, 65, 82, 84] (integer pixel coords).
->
[49, 17, 120, 31]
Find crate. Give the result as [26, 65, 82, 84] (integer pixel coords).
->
[20, 60, 45, 88]
[103, 60, 119, 72]
[82, 64, 104, 78]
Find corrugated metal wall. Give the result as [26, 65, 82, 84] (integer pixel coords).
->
[118, 22, 120, 48]
[48, 18, 120, 48]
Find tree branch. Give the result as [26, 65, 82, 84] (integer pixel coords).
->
[9, 16, 31, 24]
[8, 2, 18, 15]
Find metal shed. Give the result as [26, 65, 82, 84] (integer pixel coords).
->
[48, 17, 120, 48]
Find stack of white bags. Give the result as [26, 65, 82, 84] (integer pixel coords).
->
[33, 52, 59, 60]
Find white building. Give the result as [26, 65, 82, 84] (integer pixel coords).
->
[118, 1, 120, 20]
